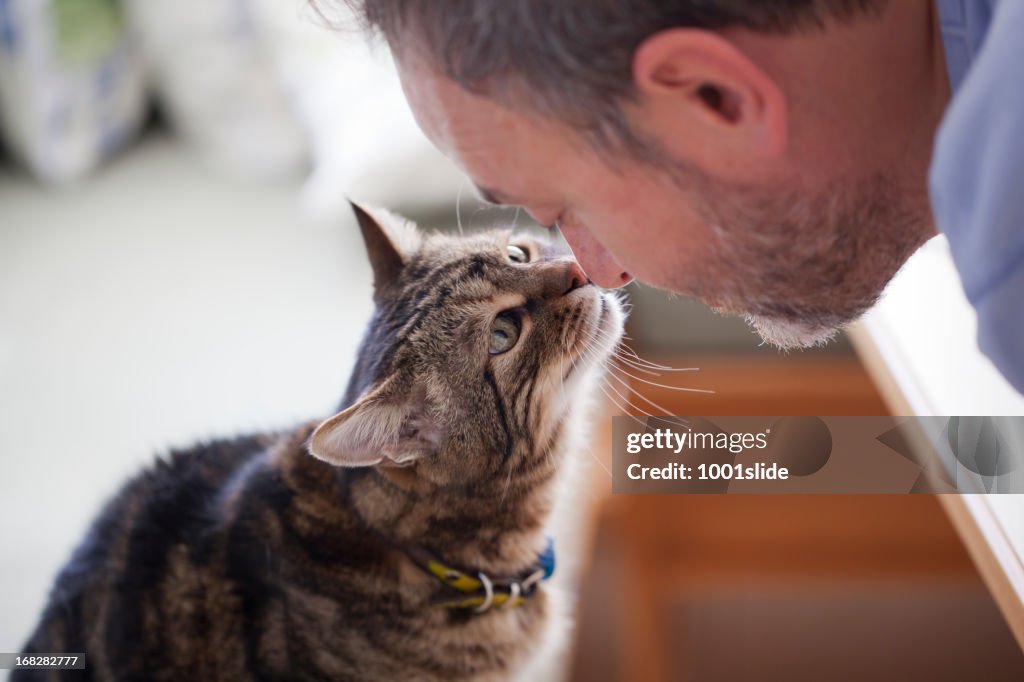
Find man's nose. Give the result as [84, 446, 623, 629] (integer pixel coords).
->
[557, 222, 634, 289]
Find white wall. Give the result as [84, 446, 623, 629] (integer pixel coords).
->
[0, 133, 375, 651]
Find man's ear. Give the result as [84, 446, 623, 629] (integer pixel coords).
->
[630, 29, 787, 163]
[349, 200, 422, 298]
[308, 379, 441, 468]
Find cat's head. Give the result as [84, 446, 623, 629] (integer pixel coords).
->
[308, 203, 624, 490]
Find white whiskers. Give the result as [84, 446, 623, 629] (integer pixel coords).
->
[455, 178, 466, 236]
[571, 294, 714, 431]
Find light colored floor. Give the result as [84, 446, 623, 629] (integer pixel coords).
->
[0, 133, 375, 651]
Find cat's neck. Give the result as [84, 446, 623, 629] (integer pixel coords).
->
[268, 422, 562, 577]
[344, 463, 558, 577]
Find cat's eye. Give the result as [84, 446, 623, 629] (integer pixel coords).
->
[489, 312, 521, 355]
[507, 244, 529, 263]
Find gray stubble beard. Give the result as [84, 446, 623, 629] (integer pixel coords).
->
[680, 168, 934, 350]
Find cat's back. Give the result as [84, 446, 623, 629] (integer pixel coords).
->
[15, 431, 278, 681]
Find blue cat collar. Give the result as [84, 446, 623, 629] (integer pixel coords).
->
[537, 535, 556, 580]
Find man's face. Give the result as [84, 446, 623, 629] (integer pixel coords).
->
[393, 55, 932, 349]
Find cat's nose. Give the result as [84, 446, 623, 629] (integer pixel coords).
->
[564, 260, 589, 295]
[541, 259, 591, 299]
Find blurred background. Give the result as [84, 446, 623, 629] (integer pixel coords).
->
[1, 1, 1022, 680]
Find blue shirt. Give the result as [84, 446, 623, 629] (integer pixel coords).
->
[931, 0, 1024, 395]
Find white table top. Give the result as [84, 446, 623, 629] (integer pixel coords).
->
[859, 236, 1024, 416]
[851, 234, 1024, 648]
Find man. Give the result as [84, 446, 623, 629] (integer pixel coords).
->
[324, 0, 1022, 394]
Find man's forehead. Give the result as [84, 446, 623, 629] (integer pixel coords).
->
[394, 56, 456, 142]
[394, 54, 538, 185]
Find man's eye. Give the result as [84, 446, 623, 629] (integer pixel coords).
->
[507, 244, 529, 263]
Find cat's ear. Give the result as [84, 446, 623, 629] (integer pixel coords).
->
[349, 200, 421, 295]
[308, 379, 440, 468]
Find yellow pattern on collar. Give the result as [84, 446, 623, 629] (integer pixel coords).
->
[425, 559, 482, 593]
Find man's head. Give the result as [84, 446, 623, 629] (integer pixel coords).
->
[321, 0, 946, 348]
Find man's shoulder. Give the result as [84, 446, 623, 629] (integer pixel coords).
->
[935, 0, 999, 93]
[930, 0, 1024, 395]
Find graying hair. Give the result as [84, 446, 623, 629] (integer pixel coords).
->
[319, 0, 885, 158]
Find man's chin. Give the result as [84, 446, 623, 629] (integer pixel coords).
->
[743, 313, 841, 351]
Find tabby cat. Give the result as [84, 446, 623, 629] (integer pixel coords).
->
[16, 203, 625, 681]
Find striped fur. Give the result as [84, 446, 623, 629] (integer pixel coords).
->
[16, 205, 624, 681]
